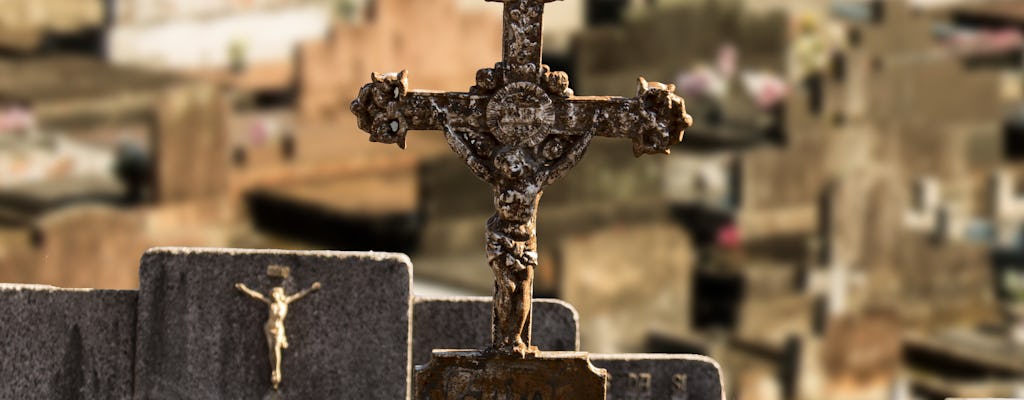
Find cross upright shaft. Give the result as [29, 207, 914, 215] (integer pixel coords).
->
[351, 0, 693, 357]
[487, 0, 557, 67]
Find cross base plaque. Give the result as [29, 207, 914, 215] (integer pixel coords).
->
[415, 350, 607, 400]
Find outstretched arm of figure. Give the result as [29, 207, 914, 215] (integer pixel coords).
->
[235, 283, 270, 304]
[286, 282, 322, 303]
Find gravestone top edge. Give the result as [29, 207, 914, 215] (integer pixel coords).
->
[414, 295, 496, 304]
[143, 246, 412, 264]
[589, 353, 722, 364]
[141, 247, 414, 282]
[429, 349, 593, 359]
[0, 284, 136, 296]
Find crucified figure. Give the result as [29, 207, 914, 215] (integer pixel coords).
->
[235, 281, 321, 390]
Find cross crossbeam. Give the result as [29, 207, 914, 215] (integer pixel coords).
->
[351, 0, 692, 357]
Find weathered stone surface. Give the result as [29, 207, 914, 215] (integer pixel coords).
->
[134, 247, 412, 399]
[0, 284, 136, 399]
[590, 354, 725, 400]
[412, 296, 578, 366]
[415, 350, 607, 400]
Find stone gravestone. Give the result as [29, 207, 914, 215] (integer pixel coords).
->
[590, 354, 725, 400]
[350, 0, 695, 394]
[134, 248, 412, 399]
[412, 296, 579, 366]
[0, 284, 137, 399]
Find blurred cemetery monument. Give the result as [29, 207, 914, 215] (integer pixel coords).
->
[0, 0, 105, 52]
[0, 56, 232, 288]
[572, 0, 1024, 398]
[0, 0, 502, 288]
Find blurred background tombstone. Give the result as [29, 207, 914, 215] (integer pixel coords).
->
[560, 223, 695, 353]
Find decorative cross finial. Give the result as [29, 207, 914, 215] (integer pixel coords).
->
[351, 0, 692, 357]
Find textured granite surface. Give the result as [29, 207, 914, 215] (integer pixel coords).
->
[590, 353, 725, 400]
[0, 284, 137, 399]
[134, 248, 412, 399]
[412, 296, 578, 366]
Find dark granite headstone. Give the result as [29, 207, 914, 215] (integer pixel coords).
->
[0, 284, 137, 399]
[134, 248, 412, 399]
[412, 296, 579, 366]
[590, 354, 725, 400]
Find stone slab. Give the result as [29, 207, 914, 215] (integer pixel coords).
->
[134, 248, 412, 399]
[590, 354, 725, 400]
[412, 296, 578, 366]
[415, 350, 607, 399]
[0, 284, 137, 399]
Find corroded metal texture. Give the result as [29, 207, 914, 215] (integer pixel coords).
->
[415, 350, 607, 400]
[235, 280, 322, 391]
[351, 0, 692, 357]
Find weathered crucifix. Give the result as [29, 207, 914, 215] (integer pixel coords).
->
[351, 0, 692, 357]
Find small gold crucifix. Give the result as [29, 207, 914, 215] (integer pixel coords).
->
[235, 274, 322, 391]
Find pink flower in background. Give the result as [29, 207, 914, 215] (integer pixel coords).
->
[716, 223, 741, 249]
[676, 65, 716, 97]
[0, 107, 35, 134]
[675, 43, 742, 100]
[248, 120, 269, 146]
[716, 43, 739, 79]
[944, 27, 1024, 56]
[742, 71, 789, 110]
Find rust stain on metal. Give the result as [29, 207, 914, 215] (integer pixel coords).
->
[415, 350, 608, 400]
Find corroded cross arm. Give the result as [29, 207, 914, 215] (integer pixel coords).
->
[350, 71, 483, 149]
[352, 71, 498, 183]
[566, 78, 693, 157]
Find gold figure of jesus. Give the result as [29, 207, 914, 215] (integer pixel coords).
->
[235, 281, 322, 390]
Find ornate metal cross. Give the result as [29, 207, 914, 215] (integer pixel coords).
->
[351, 0, 692, 357]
